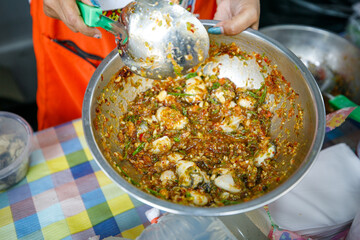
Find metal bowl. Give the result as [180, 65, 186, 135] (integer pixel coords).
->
[83, 21, 325, 216]
[260, 24, 360, 105]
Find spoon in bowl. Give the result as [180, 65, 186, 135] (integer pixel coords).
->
[77, 0, 209, 80]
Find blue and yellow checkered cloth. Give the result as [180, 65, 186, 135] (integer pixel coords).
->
[0, 119, 151, 240]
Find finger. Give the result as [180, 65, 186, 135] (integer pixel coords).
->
[44, 4, 60, 19]
[215, 8, 259, 35]
[43, 0, 62, 19]
[251, 21, 259, 30]
[60, 0, 102, 37]
[81, 0, 94, 6]
[213, 4, 231, 21]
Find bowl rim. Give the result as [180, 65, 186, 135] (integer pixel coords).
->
[0, 111, 33, 177]
[82, 22, 326, 216]
[259, 24, 360, 51]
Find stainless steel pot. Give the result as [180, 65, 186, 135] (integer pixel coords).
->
[82, 21, 325, 216]
[260, 24, 360, 105]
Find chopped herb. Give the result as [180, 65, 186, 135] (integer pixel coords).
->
[211, 82, 221, 90]
[185, 72, 197, 79]
[222, 199, 242, 205]
[146, 188, 165, 198]
[247, 91, 259, 99]
[116, 164, 140, 186]
[178, 150, 186, 154]
[171, 104, 178, 110]
[185, 192, 192, 198]
[132, 142, 145, 156]
[182, 107, 187, 116]
[247, 110, 257, 115]
[173, 137, 180, 142]
[123, 141, 131, 159]
[168, 92, 194, 97]
[131, 179, 140, 186]
[126, 115, 137, 123]
[258, 85, 267, 105]
[209, 98, 217, 104]
[208, 129, 213, 133]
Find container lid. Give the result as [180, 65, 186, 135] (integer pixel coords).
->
[0, 111, 33, 177]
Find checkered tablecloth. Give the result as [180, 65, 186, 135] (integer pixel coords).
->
[1, 115, 359, 240]
[0, 119, 152, 240]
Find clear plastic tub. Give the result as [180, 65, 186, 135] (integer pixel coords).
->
[0, 111, 33, 190]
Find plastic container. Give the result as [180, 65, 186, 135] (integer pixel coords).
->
[0, 111, 33, 190]
[136, 213, 237, 240]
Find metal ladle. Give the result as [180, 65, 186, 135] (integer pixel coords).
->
[77, 0, 209, 80]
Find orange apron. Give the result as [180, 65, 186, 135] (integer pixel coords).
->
[30, 0, 216, 130]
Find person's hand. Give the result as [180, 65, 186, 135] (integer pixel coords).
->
[209, 0, 260, 35]
[43, 0, 102, 38]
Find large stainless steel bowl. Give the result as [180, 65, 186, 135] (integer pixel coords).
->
[260, 24, 360, 105]
[83, 21, 325, 216]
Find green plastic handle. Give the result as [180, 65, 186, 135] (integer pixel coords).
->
[76, 1, 114, 32]
[329, 94, 360, 123]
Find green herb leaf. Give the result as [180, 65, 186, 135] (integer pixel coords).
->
[173, 137, 180, 142]
[258, 85, 267, 106]
[116, 164, 140, 186]
[123, 141, 131, 159]
[171, 104, 178, 111]
[178, 150, 186, 154]
[209, 98, 217, 104]
[185, 72, 198, 79]
[247, 90, 259, 99]
[146, 188, 165, 198]
[211, 82, 221, 90]
[182, 107, 187, 116]
[130, 179, 140, 186]
[247, 110, 257, 115]
[132, 142, 145, 156]
[126, 115, 138, 123]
